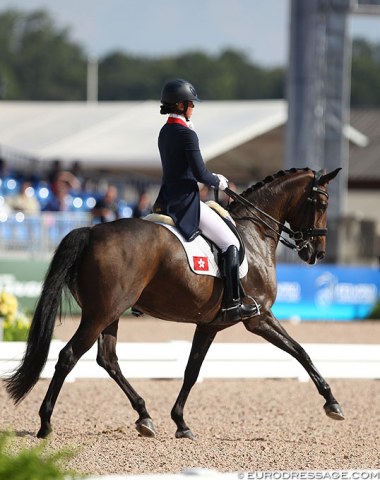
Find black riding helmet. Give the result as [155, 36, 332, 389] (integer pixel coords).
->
[160, 79, 200, 120]
[160, 79, 200, 104]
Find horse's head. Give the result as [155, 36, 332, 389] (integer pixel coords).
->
[290, 168, 341, 264]
[228, 167, 341, 265]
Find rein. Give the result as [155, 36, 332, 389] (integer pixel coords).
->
[224, 170, 329, 252]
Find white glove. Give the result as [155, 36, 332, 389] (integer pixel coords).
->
[215, 174, 229, 191]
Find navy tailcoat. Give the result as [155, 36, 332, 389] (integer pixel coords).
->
[153, 119, 219, 240]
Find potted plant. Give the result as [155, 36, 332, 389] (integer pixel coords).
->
[0, 291, 31, 341]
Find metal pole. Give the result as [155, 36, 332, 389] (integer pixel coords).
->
[285, 0, 325, 172]
[322, 0, 351, 219]
[285, 0, 351, 262]
[87, 57, 98, 103]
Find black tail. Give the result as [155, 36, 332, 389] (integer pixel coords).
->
[4, 226, 91, 404]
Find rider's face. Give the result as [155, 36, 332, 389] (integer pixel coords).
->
[178, 101, 194, 119]
[186, 101, 194, 118]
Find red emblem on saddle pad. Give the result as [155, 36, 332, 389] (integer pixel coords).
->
[193, 256, 209, 271]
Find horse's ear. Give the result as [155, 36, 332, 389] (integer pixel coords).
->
[318, 167, 341, 185]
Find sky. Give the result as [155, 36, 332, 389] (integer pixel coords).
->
[1, 0, 380, 67]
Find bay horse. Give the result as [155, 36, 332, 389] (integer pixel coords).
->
[4, 167, 344, 440]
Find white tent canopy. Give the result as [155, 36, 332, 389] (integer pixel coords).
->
[0, 100, 367, 179]
[0, 100, 286, 168]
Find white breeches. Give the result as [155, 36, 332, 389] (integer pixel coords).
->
[198, 201, 239, 253]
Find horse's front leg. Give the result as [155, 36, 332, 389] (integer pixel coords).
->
[245, 311, 344, 420]
[171, 324, 221, 440]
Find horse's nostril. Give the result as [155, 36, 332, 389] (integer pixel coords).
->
[317, 251, 325, 260]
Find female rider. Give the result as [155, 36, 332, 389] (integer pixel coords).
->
[153, 78, 258, 324]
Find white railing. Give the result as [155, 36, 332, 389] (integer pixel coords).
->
[1, 341, 379, 381]
[0, 212, 91, 254]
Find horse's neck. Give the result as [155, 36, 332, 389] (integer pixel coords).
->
[242, 173, 306, 223]
[236, 185, 286, 224]
[231, 178, 298, 251]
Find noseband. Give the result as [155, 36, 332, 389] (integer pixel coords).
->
[293, 169, 329, 245]
[225, 170, 329, 252]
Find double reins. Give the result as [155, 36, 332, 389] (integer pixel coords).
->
[223, 170, 329, 252]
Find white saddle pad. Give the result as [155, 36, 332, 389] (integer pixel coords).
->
[144, 215, 248, 279]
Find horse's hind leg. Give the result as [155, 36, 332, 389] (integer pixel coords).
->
[96, 320, 155, 437]
[37, 319, 103, 438]
[246, 312, 344, 420]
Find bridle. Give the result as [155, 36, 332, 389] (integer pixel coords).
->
[225, 170, 329, 252]
[225, 170, 328, 252]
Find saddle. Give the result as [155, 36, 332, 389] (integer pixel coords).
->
[129, 203, 249, 318]
[143, 201, 247, 277]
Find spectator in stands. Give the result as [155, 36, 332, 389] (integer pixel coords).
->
[91, 185, 119, 223]
[0, 157, 15, 180]
[47, 159, 63, 185]
[6, 181, 41, 214]
[42, 181, 71, 212]
[70, 160, 85, 188]
[47, 159, 81, 194]
[0, 196, 11, 217]
[132, 191, 152, 218]
[0, 158, 7, 178]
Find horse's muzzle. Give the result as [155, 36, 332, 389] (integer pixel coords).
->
[317, 250, 325, 261]
[298, 243, 325, 264]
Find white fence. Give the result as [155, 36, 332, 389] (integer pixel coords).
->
[1, 340, 379, 381]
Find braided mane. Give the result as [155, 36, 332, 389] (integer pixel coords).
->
[241, 167, 311, 197]
[228, 167, 312, 212]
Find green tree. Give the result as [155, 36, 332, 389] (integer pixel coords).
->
[0, 9, 87, 100]
[99, 51, 162, 100]
[98, 48, 286, 101]
[0, 10, 23, 98]
[351, 38, 380, 107]
[0, 6, 379, 106]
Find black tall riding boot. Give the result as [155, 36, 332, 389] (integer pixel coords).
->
[218, 245, 260, 324]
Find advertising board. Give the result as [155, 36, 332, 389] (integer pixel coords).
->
[0, 260, 378, 320]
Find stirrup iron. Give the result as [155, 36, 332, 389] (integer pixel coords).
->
[243, 295, 261, 316]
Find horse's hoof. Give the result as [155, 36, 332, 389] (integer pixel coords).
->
[324, 402, 345, 421]
[175, 429, 196, 440]
[135, 418, 156, 437]
[37, 424, 52, 439]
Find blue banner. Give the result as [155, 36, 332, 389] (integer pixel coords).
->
[273, 264, 380, 321]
